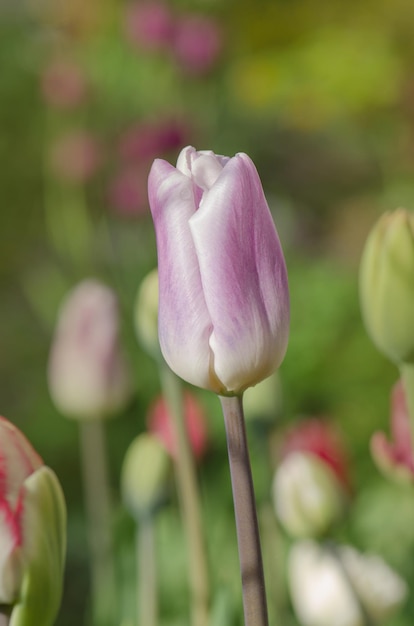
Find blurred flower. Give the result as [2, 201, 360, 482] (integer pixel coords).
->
[148, 146, 289, 395]
[371, 379, 414, 484]
[41, 59, 88, 109]
[48, 279, 132, 420]
[50, 130, 102, 183]
[118, 119, 188, 164]
[289, 540, 407, 626]
[124, 1, 174, 52]
[0, 416, 66, 625]
[172, 15, 222, 76]
[121, 433, 170, 519]
[359, 208, 414, 366]
[280, 419, 350, 491]
[108, 167, 148, 217]
[134, 268, 160, 359]
[148, 392, 208, 461]
[273, 452, 346, 538]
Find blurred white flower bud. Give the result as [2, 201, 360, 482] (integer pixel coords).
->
[273, 452, 345, 538]
[288, 540, 407, 626]
[48, 279, 132, 420]
[121, 433, 170, 519]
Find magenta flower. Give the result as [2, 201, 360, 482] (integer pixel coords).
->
[371, 380, 414, 483]
[50, 130, 102, 184]
[41, 59, 88, 109]
[124, 1, 174, 51]
[118, 119, 188, 163]
[148, 146, 290, 395]
[172, 15, 222, 76]
[108, 167, 148, 217]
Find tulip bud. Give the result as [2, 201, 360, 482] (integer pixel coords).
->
[359, 208, 414, 365]
[288, 541, 407, 626]
[121, 433, 170, 519]
[0, 417, 66, 626]
[371, 379, 414, 484]
[134, 269, 160, 359]
[48, 279, 132, 420]
[147, 392, 208, 461]
[273, 452, 345, 538]
[148, 146, 290, 395]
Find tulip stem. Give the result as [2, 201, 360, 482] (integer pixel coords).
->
[79, 419, 117, 626]
[137, 517, 157, 626]
[159, 364, 210, 626]
[219, 395, 269, 626]
[0, 609, 11, 626]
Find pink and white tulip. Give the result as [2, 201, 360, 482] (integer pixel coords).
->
[0, 417, 66, 625]
[148, 146, 290, 395]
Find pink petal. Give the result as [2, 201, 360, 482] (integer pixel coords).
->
[148, 159, 214, 389]
[189, 153, 290, 393]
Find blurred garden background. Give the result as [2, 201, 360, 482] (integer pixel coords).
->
[2, 0, 414, 624]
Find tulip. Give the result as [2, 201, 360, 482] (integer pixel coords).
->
[273, 452, 345, 538]
[48, 279, 132, 420]
[359, 208, 414, 366]
[288, 540, 407, 626]
[371, 379, 414, 483]
[147, 391, 209, 461]
[0, 416, 66, 626]
[121, 433, 170, 519]
[148, 146, 290, 396]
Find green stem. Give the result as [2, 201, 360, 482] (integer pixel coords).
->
[79, 419, 117, 626]
[137, 517, 157, 626]
[400, 364, 414, 451]
[219, 395, 269, 626]
[159, 364, 210, 626]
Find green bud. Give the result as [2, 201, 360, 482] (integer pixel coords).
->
[121, 433, 170, 519]
[273, 452, 345, 538]
[134, 269, 160, 359]
[11, 467, 66, 626]
[359, 208, 414, 365]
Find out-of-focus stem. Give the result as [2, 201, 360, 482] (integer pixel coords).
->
[79, 419, 116, 626]
[159, 364, 210, 626]
[0, 611, 10, 626]
[219, 395, 269, 626]
[137, 518, 157, 626]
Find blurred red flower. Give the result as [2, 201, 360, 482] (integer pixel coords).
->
[147, 392, 208, 461]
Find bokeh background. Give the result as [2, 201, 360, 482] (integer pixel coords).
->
[2, 0, 414, 624]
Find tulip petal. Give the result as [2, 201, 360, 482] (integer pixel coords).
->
[189, 153, 289, 393]
[148, 159, 215, 390]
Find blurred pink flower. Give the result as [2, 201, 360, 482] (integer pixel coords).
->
[281, 419, 350, 491]
[118, 119, 188, 163]
[108, 168, 148, 217]
[147, 392, 208, 461]
[124, 1, 174, 51]
[371, 380, 414, 483]
[41, 59, 88, 109]
[50, 130, 102, 183]
[172, 15, 222, 76]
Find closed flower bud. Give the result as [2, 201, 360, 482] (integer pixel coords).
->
[273, 452, 345, 538]
[48, 280, 132, 420]
[134, 269, 160, 359]
[121, 433, 170, 519]
[148, 146, 290, 395]
[0, 417, 66, 626]
[359, 208, 414, 365]
[147, 392, 208, 461]
[371, 379, 414, 484]
[288, 541, 407, 626]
